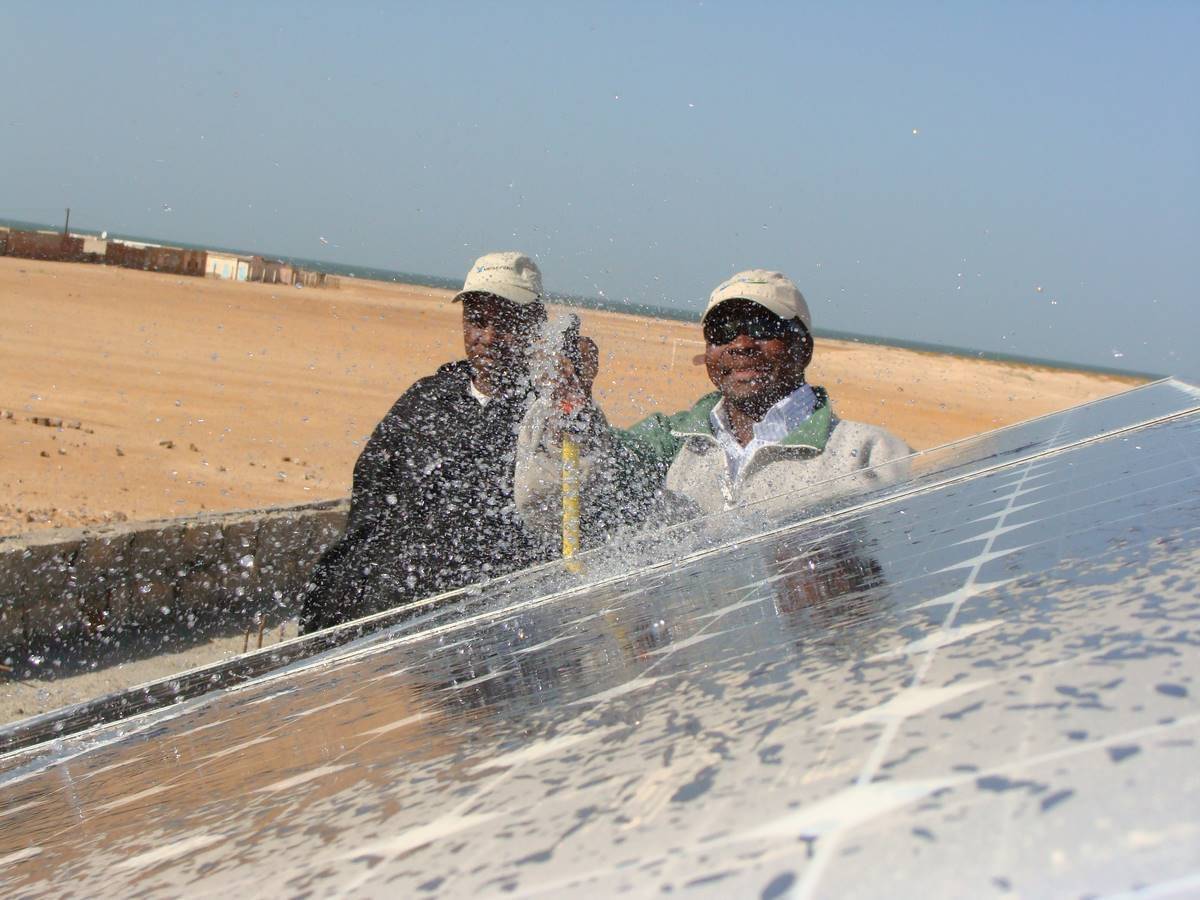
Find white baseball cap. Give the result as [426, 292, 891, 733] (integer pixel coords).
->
[702, 269, 811, 332]
[452, 251, 543, 307]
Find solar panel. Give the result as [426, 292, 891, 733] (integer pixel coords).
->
[1, 379, 1198, 896]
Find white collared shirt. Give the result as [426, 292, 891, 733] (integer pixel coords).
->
[709, 384, 817, 482]
[468, 379, 491, 406]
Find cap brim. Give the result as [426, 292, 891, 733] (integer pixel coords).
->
[701, 296, 811, 332]
[452, 286, 541, 306]
[701, 297, 780, 323]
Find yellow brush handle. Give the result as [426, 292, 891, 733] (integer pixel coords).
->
[562, 434, 581, 568]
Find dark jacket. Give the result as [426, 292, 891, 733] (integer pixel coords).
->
[300, 360, 553, 632]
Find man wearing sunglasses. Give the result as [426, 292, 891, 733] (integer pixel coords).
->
[514, 269, 911, 545]
[300, 252, 556, 632]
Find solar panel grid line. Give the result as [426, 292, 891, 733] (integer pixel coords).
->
[996, 470, 1199, 549]
[791, 414, 1071, 899]
[912, 434, 1185, 561]
[840, 511, 1195, 892]
[792, 712, 1200, 885]
[767, 450, 1189, 620]
[941, 469, 1195, 563]
[681, 532, 1185, 892]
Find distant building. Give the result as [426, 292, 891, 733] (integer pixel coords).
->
[100, 240, 204, 275]
[248, 257, 294, 285]
[208, 253, 281, 282]
[295, 269, 338, 288]
[269, 261, 295, 285]
[205, 252, 241, 280]
[105, 241, 149, 269]
[2, 225, 336, 289]
[2, 229, 84, 262]
[145, 245, 206, 276]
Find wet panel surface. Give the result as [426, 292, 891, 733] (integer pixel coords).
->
[0, 388, 1198, 896]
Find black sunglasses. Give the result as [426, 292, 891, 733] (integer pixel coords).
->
[703, 312, 803, 346]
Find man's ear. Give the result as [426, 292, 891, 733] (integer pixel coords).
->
[703, 344, 723, 390]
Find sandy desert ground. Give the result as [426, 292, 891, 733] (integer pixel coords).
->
[0, 257, 1145, 538]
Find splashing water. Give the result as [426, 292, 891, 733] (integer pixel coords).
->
[530, 313, 581, 399]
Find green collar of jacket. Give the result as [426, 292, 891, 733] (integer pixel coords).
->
[668, 385, 834, 452]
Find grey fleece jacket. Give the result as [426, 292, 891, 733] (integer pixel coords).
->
[514, 385, 912, 548]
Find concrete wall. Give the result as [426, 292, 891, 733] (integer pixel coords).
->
[0, 499, 348, 646]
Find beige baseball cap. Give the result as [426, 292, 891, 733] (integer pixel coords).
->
[452, 251, 543, 307]
[702, 269, 811, 331]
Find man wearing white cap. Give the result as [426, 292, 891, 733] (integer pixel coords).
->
[513, 269, 911, 544]
[301, 252, 554, 632]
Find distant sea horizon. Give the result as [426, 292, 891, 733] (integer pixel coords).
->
[1, 216, 1159, 380]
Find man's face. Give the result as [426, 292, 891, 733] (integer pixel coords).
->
[461, 293, 542, 393]
[702, 299, 811, 407]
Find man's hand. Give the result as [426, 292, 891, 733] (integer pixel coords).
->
[540, 335, 600, 447]
[555, 335, 598, 414]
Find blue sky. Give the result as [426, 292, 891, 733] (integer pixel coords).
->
[2, 2, 1196, 376]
